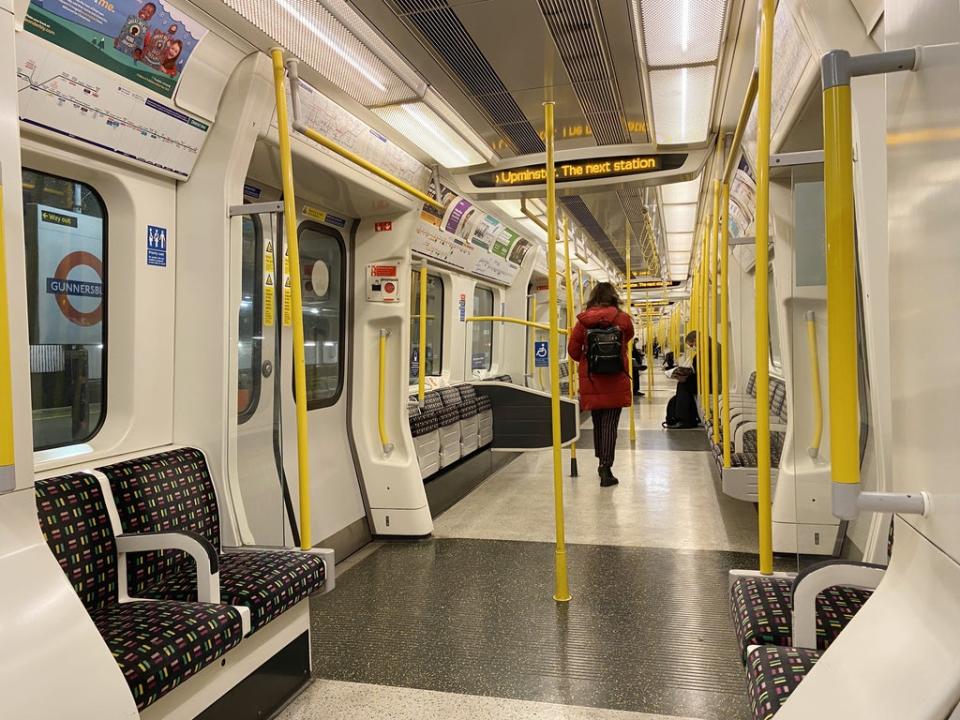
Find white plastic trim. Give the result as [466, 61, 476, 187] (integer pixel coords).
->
[791, 563, 886, 649]
[116, 534, 220, 604]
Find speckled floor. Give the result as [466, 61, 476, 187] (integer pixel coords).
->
[278, 373, 763, 720]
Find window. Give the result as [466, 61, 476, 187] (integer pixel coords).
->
[767, 266, 781, 367]
[471, 286, 495, 371]
[238, 216, 262, 422]
[409, 272, 443, 383]
[22, 169, 107, 450]
[297, 224, 345, 408]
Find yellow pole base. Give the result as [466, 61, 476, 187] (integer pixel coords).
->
[553, 548, 572, 603]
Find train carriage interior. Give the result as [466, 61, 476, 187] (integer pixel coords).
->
[1, 0, 959, 718]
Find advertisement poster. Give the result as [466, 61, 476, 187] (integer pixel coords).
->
[507, 237, 532, 266]
[491, 228, 518, 259]
[24, 0, 208, 98]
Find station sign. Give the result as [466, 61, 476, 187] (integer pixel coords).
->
[468, 153, 687, 189]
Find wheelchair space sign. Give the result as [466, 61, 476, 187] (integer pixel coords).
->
[534, 341, 549, 367]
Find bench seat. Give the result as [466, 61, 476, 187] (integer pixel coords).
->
[745, 645, 820, 720]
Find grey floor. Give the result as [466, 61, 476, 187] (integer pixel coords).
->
[281, 374, 765, 720]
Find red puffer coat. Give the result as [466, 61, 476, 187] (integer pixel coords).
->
[567, 305, 635, 411]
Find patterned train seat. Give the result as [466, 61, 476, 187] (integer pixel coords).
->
[425, 390, 461, 467]
[35, 473, 244, 710]
[745, 645, 821, 720]
[408, 397, 441, 479]
[98, 447, 327, 633]
[440, 386, 478, 456]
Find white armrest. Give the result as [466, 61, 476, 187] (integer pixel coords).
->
[792, 561, 886, 649]
[733, 421, 788, 452]
[117, 531, 220, 604]
[306, 547, 336, 593]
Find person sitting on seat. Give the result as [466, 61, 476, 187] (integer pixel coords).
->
[663, 331, 704, 429]
[631, 338, 646, 397]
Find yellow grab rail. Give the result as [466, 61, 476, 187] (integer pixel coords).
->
[805, 310, 823, 458]
[625, 223, 636, 443]
[377, 328, 393, 454]
[720, 181, 732, 468]
[271, 48, 312, 550]
[544, 101, 571, 603]
[466, 315, 567, 335]
[0, 185, 15, 491]
[723, 69, 759, 185]
[417, 265, 428, 404]
[529, 296, 537, 386]
[563, 215, 578, 476]
[645, 311, 653, 393]
[709, 178, 721, 443]
[284, 60, 443, 211]
[754, 0, 775, 575]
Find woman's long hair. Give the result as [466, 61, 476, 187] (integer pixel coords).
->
[586, 281, 622, 309]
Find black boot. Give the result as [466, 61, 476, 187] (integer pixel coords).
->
[599, 465, 619, 487]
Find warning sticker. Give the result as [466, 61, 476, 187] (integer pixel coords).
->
[282, 248, 292, 326]
[263, 240, 275, 327]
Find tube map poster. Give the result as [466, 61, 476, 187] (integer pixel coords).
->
[24, 0, 207, 98]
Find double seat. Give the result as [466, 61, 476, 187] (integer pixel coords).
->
[35, 447, 332, 712]
[711, 372, 788, 467]
[407, 383, 494, 480]
[732, 523, 892, 718]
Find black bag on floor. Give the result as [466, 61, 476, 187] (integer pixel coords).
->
[665, 396, 678, 424]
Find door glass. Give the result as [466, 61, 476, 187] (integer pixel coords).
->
[297, 224, 344, 409]
[409, 273, 443, 383]
[471, 286, 494, 371]
[238, 216, 262, 422]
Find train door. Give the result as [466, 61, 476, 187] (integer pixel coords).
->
[278, 215, 368, 554]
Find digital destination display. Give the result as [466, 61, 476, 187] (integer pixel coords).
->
[469, 153, 687, 189]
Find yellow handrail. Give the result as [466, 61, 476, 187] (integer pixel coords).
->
[710, 177, 721, 443]
[417, 265, 428, 404]
[465, 315, 568, 334]
[823, 68, 858, 497]
[755, 0, 775, 575]
[720, 181, 732, 468]
[0, 186, 15, 491]
[377, 328, 392, 454]
[284, 60, 443, 211]
[544, 101, 571, 603]
[563, 215, 578, 476]
[529, 296, 537, 386]
[805, 311, 823, 458]
[723, 69, 759, 185]
[271, 48, 312, 551]
[625, 222, 636, 443]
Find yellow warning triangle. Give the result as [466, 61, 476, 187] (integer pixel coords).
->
[265, 274, 273, 286]
[284, 277, 291, 287]
[265, 240, 273, 253]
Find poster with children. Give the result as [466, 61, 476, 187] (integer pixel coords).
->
[24, 0, 207, 98]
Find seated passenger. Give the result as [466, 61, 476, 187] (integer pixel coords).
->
[631, 338, 646, 397]
[663, 331, 704, 429]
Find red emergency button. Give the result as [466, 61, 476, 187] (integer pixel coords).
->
[384, 282, 396, 294]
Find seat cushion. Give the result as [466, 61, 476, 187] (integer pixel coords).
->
[90, 600, 243, 710]
[732, 576, 874, 659]
[136, 550, 326, 633]
[746, 645, 820, 720]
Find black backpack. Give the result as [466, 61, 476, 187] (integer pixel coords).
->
[585, 325, 624, 375]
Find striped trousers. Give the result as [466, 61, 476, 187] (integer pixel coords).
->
[591, 408, 622, 467]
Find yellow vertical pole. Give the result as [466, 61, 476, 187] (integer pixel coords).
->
[0, 186, 15, 490]
[625, 224, 636, 442]
[720, 181, 733, 468]
[755, 0, 775, 575]
[702, 231, 711, 425]
[563, 216, 578, 477]
[823, 80, 858, 489]
[710, 179, 721, 444]
[417, 265, 428, 404]
[271, 48, 311, 550]
[698, 261, 707, 415]
[529, 295, 537, 387]
[645, 311, 653, 392]
[544, 101, 571, 603]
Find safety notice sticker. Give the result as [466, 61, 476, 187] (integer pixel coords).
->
[146, 225, 167, 266]
[263, 240, 275, 327]
[282, 249, 292, 326]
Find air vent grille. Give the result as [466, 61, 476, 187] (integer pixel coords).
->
[561, 196, 624, 269]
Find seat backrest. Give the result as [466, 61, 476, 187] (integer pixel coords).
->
[746, 371, 757, 396]
[456, 384, 477, 403]
[769, 378, 787, 418]
[423, 391, 444, 412]
[35, 473, 118, 611]
[438, 387, 463, 408]
[99, 447, 221, 594]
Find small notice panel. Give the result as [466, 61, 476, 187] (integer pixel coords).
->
[263, 239, 275, 326]
[146, 225, 167, 267]
[282, 249, 292, 326]
[534, 341, 549, 367]
[374, 221, 393, 232]
[458, 293, 466, 322]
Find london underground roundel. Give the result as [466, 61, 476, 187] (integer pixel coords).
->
[49, 251, 104, 326]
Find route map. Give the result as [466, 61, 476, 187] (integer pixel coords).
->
[17, 34, 209, 178]
[279, 80, 430, 191]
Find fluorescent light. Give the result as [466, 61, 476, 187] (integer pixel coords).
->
[636, 0, 728, 66]
[273, 0, 386, 91]
[492, 199, 526, 218]
[661, 177, 702, 204]
[667, 232, 694, 251]
[374, 102, 485, 168]
[663, 204, 697, 233]
[650, 66, 716, 144]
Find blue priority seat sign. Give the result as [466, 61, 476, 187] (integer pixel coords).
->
[146, 225, 167, 267]
[534, 341, 549, 367]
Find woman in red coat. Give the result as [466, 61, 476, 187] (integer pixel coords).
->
[567, 282, 635, 486]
